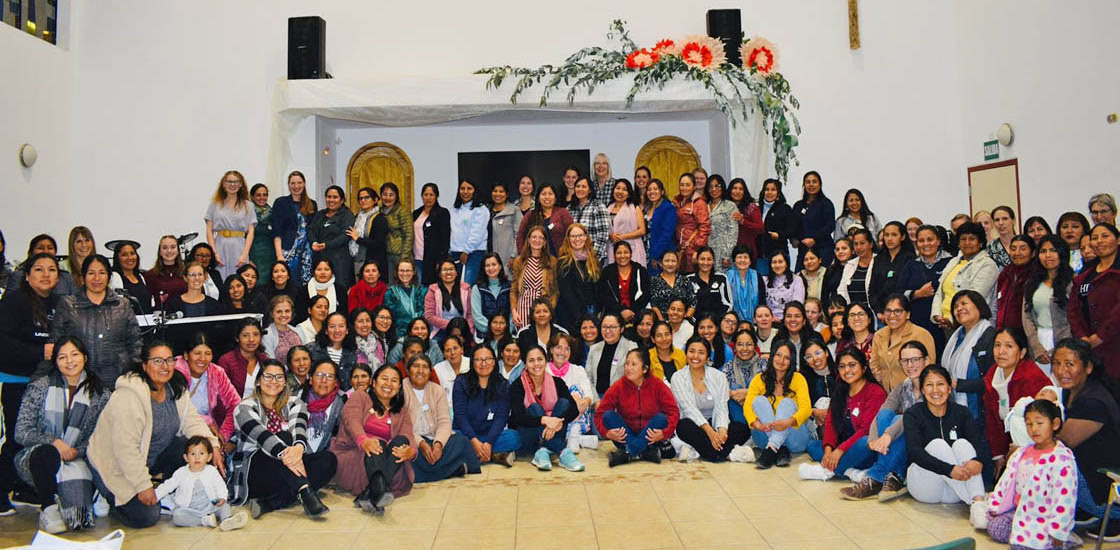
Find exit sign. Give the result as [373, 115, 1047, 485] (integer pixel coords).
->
[983, 140, 999, 161]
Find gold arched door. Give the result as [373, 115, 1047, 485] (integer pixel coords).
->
[346, 142, 414, 212]
[634, 136, 702, 199]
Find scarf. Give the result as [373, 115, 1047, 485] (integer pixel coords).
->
[349, 209, 377, 256]
[306, 390, 339, 433]
[308, 275, 338, 312]
[572, 249, 588, 261]
[521, 370, 559, 416]
[43, 371, 96, 525]
[549, 361, 570, 378]
[284, 208, 314, 284]
[723, 355, 763, 389]
[726, 267, 759, 323]
[945, 319, 992, 410]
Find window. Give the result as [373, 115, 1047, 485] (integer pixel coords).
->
[3, 0, 59, 46]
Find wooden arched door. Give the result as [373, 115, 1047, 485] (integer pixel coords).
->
[346, 142, 414, 212]
[634, 136, 702, 199]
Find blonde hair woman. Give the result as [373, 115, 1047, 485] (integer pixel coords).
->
[555, 223, 600, 332]
[511, 225, 558, 331]
[592, 153, 616, 205]
[205, 170, 257, 279]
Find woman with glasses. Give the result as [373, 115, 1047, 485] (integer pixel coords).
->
[205, 171, 257, 280]
[165, 261, 224, 318]
[347, 187, 389, 283]
[309, 312, 367, 390]
[298, 360, 347, 454]
[869, 294, 937, 392]
[585, 313, 638, 398]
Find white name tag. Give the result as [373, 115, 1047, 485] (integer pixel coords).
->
[421, 404, 430, 412]
[547, 223, 555, 230]
[498, 219, 504, 225]
[852, 407, 860, 417]
[949, 429, 957, 440]
[487, 411, 495, 420]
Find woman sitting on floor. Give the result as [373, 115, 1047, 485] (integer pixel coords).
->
[453, 346, 520, 467]
[670, 336, 751, 462]
[508, 345, 584, 472]
[299, 359, 347, 454]
[802, 347, 887, 481]
[744, 339, 813, 469]
[403, 354, 481, 481]
[595, 348, 680, 467]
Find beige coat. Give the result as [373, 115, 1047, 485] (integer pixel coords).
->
[87, 374, 218, 504]
[869, 321, 937, 393]
[403, 379, 452, 446]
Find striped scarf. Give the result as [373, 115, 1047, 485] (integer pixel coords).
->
[43, 372, 96, 526]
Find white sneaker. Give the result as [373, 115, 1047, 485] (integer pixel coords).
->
[566, 438, 581, 455]
[844, 468, 869, 483]
[202, 513, 218, 528]
[579, 435, 600, 450]
[677, 444, 700, 462]
[798, 463, 836, 481]
[728, 445, 756, 463]
[39, 504, 67, 534]
[92, 493, 110, 518]
[219, 511, 249, 531]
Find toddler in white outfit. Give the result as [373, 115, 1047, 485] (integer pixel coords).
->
[156, 436, 247, 530]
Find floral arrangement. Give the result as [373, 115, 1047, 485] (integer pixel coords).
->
[477, 20, 801, 179]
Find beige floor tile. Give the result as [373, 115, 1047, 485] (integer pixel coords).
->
[516, 523, 599, 550]
[595, 521, 682, 550]
[517, 500, 592, 527]
[850, 532, 940, 550]
[766, 538, 860, 550]
[652, 479, 725, 501]
[731, 494, 816, 519]
[661, 497, 744, 522]
[431, 527, 515, 550]
[270, 531, 360, 550]
[446, 485, 518, 507]
[517, 482, 589, 504]
[350, 529, 436, 550]
[363, 506, 445, 531]
[716, 475, 793, 498]
[826, 509, 925, 538]
[440, 505, 517, 530]
[752, 511, 843, 543]
[120, 533, 199, 550]
[194, 531, 283, 550]
[0, 532, 36, 548]
[238, 512, 298, 532]
[586, 481, 658, 503]
[671, 519, 765, 547]
[589, 497, 669, 524]
[393, 486, 453, 509]
[287, 510, 368, 532]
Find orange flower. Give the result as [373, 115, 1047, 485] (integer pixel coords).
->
[678, 35, 726, 71]
[741, 36, 780, 75]
[625, 48, 660, 69]
[652, 39, 679, 56]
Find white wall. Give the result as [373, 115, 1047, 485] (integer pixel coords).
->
[2, 0, 1112, 263]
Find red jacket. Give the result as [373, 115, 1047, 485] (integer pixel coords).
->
[1068, 263, 1120, 378]
[594, 376, 679, 438]
[982, 358, 1051, 458]
[995, 263, 1032, 329]
[217, 349, 271, 397]
[822, 382, 887, 452]
[348, 279, 386, 313]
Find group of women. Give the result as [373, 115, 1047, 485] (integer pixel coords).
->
[0, 168, 1118, 543]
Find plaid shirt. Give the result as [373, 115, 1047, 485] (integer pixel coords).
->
[593, 177, 617, 206]
[568, 200, 611, 262]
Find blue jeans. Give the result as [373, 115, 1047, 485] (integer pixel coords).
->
[454, 250, 485, 286]
[865, 410, 909, 483]
[750, 396, 811, 452]
[518, 400, 571, 455]
[728, 398, 747, 425]
[601, 411, 669, 456]
[1077, 466, 1120, 520]
[413, 433, 481, 482]
[493, 429, 521, 453]
[807, 437, 877, 478]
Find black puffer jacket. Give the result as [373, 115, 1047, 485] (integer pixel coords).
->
[50, 291, 141, 389]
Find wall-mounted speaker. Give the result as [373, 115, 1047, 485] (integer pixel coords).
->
[288, 16, 326, 80]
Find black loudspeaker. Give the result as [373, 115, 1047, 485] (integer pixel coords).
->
[288, 16, 326, 80]
[706, 9, 742, 66]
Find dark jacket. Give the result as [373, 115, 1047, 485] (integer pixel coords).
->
[308, 208, 358, 288]
[271, 195, 318, 250]
[356, 210, 390, 282]
[647, 200, 679, 269]
[904, 400, 985, 477]
[508, 374, 579, 428]
[556, 259, 597, 333]
[308, 344, 364, 391]
[593, 375, 679, 437]
[869, 249, 915, 313]
[452, 375, 511, 445]
[50, 292, 141, 389]
[597, 263, 650, 319]
[1068, 261, 1120, 378]
[895, 255, 952, 357]
[994, 263, 1033, 330]
[165, 295, 225, 317]
[791, 196, 836, 268]
[413, 205, 451, 287]
[757, 201, 795, 261]
[0, 289, 57, 381]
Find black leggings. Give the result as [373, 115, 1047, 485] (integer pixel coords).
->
[363, 435, 410, 500]
[0, 382, 31, 497]
[675, 419, 752, 462]
[28, 445, 61, 510]
[247, 449, 337, 508]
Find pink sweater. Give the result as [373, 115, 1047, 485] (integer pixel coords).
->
[986, 442, 1078, 549]
[173, 357, 242, 440]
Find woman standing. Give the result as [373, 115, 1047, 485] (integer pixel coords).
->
[379, 182, 413, 286]
[249, 184, 274, 272]
[516, 175, 536, 217]
[649, 249, 696, 321]
[834, 189, 881, 241]
[757, 179, 795, 277]
[567, 178, 611, 264]
[555, 224, 600, 334]
[932, 222, 999, 330]
[674, 173, 711, 273]
[14, 337, 109, 533]
[671, 337, 751, 462]
[1022, 216, 1052, 245]
[987, 206, 1017, 269]
[347, 186, 389, 283]
[448, 179, 490, 286]
[598, 241, 650, 324]
[109, 240, 152, 314]
[592, 153, 616, 205]
[595, 349, 679, 466]
[511, 226, 558, 331]
[837, 229, 877, 315]
[454, 346, 520, 467]
[1021, 235, 1073, 370]
[308, 185, 356, 290]
[470, 253, 512, 338]
[981, 327, 1050, 465]
[994, 235, 1036, 330]
[65, 227, 96, 289]
[792, 171, 836, 270]
[727, 245, 766, 323]
[384, 259, 426, 340]
[869, 294, 937, 392]
[488, 182, 523, 275]
[51, 255, 141, 389]
[425, 259, 473, 339]
[745, 341, 813, 468]
[412, 183, 451, 287]
[728, 178, 765, 269]
[895, 225, 953, 357]
[271, 171, 318, 284]
[87, 342, 221, 528]
[606, 179, 647, 267]
[227, 360, 334, 518]
[644, 179, 678, 275]
[219, 318, 270, 399]
[517, 184, 572, 256]
[1057, 211, 1090, 273]
[145, 235, 188, 307]
[1068, 223, 1120, 378]
[868, 222, 915, 314]
[509, 346, 585, 472]
[205, 170, 257, 280]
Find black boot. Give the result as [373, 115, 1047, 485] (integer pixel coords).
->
[249, 496, 281, 519]
[755, 446, 777, 470]
[298, 486, 329, 518]
[775, 446, 791, 467]
[640, 447, 662, 464]
[608, 450, 631, 468]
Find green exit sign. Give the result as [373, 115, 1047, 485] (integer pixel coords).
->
[983, 140, 999, 161]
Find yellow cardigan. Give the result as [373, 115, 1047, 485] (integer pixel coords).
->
[743, 372, 811, 427]
[649, 348, 686, 381]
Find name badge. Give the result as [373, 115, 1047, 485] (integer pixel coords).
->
[997, 291, 1003, 300]
[852, 407, 860, 417]
[487, 411, 495, 420]
[547, 222, 555, 230]
[948, 429, 958, 440]
[421, 404, 430, 412]
[887, 270, 894, 278]
[425, 221, 432, 228]
[324, 222, 332, 227]
[978, 351, 987, 357]
[498, 219, 504, 225]
[801, 208, 808, 215]
[999, 397, 1008, 409]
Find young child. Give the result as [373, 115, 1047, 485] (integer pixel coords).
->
[985, 400, 1079, 549]
[804, 298, 830, 341]
[156, 436, 248, 530]
[1006, 386, 1064, 450]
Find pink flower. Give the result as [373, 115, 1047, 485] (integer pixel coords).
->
[740, 36, 780, 76]
[678, 35, 726, 71]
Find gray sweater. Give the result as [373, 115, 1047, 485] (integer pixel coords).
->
[868, 378, 923, 440]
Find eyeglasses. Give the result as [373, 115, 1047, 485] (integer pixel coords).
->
[475, 357, 495, 364]
[376, 315, 392, 321]
[883, 308, 905, 317]
[601, 324, 620, 330]
[313, 372, 336, 380]
[359, 195, 374, 201]
[260, 373, 286, 382]
[900, 357, 926, 366]
[1091, 209, 1113, 216]
[848, 311, 868, 318]
[147, 357, 174, 367]
[804, 349, 825, 361]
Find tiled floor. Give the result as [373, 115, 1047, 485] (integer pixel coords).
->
[1, 448, 1115, 550]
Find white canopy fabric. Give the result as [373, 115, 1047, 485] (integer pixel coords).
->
[267, 74, 770, 191]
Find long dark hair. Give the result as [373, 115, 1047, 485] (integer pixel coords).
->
[1023, 235, 1073, 316]
[49, 335, 107, 396]
[369, 305, 398, 350]
[727, 178, 755, 210]
[762, 340, 798, 398]
[798, 336, 836, 384]
[479, 252, 510, 285]
[757, 178, 787, 206]
[220, 274, 249, 311]
[22, 234, 57, 271]
[695, 314, 727, 366]
[454, 179, 484, 209]
[838, 188, 874, 224]
[315, 311, 357, 351]
[829, 347, 877, 435]
[20, 253, 58, 327]
[132, 340, 189, 399]
[110, 242, 141, 278]
[767, 249, 794, 288]
[368, 363, 405, 415]
[437, 259, 464, 313]
[466, 345, 504, 403]
[800, 171, 827, 204]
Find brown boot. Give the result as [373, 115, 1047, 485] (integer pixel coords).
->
[492, 452, 515, 468]
[877, 473, 909, 502]
[840, 477, 883, 500]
